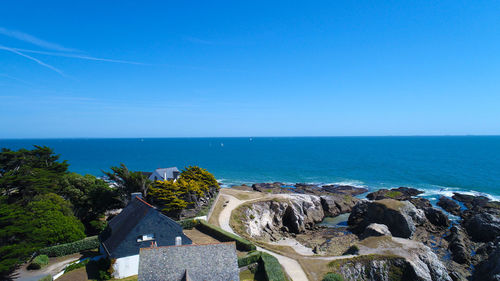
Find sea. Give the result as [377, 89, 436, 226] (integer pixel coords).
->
[1, 136, 499, 202]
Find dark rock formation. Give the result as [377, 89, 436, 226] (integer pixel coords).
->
[473, 241, 500, 281]
[348, 199, 426, 238]
[320, 194, 359, 216]
[452, 193, 490, 210]
[366, 187, 424, 201]
[464, 212, 500, 242]
[321, 184, 368, 196]
[446, 226, 470, 264]
[437, 196, 462, 216]
[424, 207, 450, 228]
[410, 197, 433, 209]
[330, 255, 417, 281]
[362, 223, 392, 238]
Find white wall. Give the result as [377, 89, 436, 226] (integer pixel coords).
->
[112, 255, 139, 279]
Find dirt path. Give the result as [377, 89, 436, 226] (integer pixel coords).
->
[14, 254, 80, 281]
[218, 193, 310, 281]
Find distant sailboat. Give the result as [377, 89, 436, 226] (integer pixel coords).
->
[221, 142, 224, 147]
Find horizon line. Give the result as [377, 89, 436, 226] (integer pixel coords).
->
[1, 134, 500, 140]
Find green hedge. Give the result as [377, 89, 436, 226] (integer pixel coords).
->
[259, 252, 287, 281]
[28, 255, 49, 270]
[39, 236, 99, 257]
[37, 275, 52, 281]
[64, 259, 89, 273]
[238, 251, 262, 267]
[195, 220, 256, 251]
[178, 218, 199, 229]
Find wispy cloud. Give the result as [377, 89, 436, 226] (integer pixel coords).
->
[184, 36, 215, 45]
[7, 47, 147, 65]
[0, 73, 34, 86]
[0, 27, 78, 52]
[0, 45, 65, 77]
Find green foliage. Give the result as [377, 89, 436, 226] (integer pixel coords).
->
[102, 163, 152, 202]
[58, 173, 121, 234]
[322, 273, 344, 281]
[195, 220, 256, 251]
[343, 245, 359, 255]
[148, 166, 219, 217]
[385, 191, 403, 199]
[259, 252, 287, 281]
[238, 251, 262, 267]
[28, 255, 49, 270]
[0, 146, 68, 202]
[38, 236, 99, 257]
[37, 275, 53, 281]
[177, 218, 199, 229]
[64, 259, 89, 273]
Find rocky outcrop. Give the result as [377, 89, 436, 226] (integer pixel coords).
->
[472, 241, 500, 281]
[437, 196, 462, 216]
[239, 194, 325, 240]
[366, 187, 424, 201]
[424, 207, 450, 228]
[362, 223, 392, 238]
[320, 194, 359, 216]
[464, 212, 500, 242]
[348, 199, 426, 238]
[321, 184, 368, 196]
[358, 236, 452, 281]
[446, 226, 470, 264]
[330, 255, 416, 281]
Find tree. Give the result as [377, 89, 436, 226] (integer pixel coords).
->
[102, 164, 152, 202]
[0, 146, 68, 202]
[58, 173, 122, 234]
[179, 166, 219, 191]
[0, 193, 85, 277]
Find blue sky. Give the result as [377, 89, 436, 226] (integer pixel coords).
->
[1, 1, 499, 138]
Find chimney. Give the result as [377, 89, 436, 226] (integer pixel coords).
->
[175, 236, 182, 246]
[131, 192, 142, 200]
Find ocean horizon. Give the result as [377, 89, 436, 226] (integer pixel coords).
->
[1, 136, 499, 202]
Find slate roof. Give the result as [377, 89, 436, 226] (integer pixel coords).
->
[149, 167, 180, 181]
[138, 242, 240, 281]
[100, 197, 191, 258]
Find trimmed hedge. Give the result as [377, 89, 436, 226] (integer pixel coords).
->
[195, 220, 256, 251]
[37, 275, 52, 281]
[28, 255, 49, 270]
[39, 236, 99, 257]
[238, 251, 262, 267]
[64, 259, 89, 273]
[259, 252, 287, 281]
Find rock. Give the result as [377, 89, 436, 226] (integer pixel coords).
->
[437, 196, 462, 216]
[410, 197, 433, 209]
[321, 184, 368, 196]
[452, 193, 490, 210]
[251, 182, 284, 192]
[424, 207, 450, 228]
[358, 236, 452, 281]
[362, 223, 392, 238]
[331, 255, 416, 281]
[464, 212, 500, 242]
[320, 194, 359, 216]
[366, 187, 424, 201]
[446, 226, 470, 264]
[239, 194, 325, 239]
[348, 199, 426, 238]
[473, 242, 500, 281]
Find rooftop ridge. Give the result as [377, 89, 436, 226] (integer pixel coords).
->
[139, 241, 236, 251]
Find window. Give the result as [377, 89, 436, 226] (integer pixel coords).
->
[137, 233, 155, 242]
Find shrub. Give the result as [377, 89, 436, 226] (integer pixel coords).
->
[37, 275, 53, 281]
[178, 218, 199, 229]
[259, 252, 287, 281]
[195, 220, 256, 251]
[28, 255, 49, 270]
[323, 273, 344, 281]
[64, 259, 89, 273]
[343, 245, 359, 255]
[39, 236, 99, 257]
[238, 251, 262, 267]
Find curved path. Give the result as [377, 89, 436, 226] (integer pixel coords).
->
[218, 194, 310, 281]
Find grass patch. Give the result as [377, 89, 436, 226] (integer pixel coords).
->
[322, 273, 344, 281]
[385, 191, 403, 199]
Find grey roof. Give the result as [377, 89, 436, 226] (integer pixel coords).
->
[100, 197, 191, 258]
[138, 242, 240, 281]
[149, 167, 180, 181]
